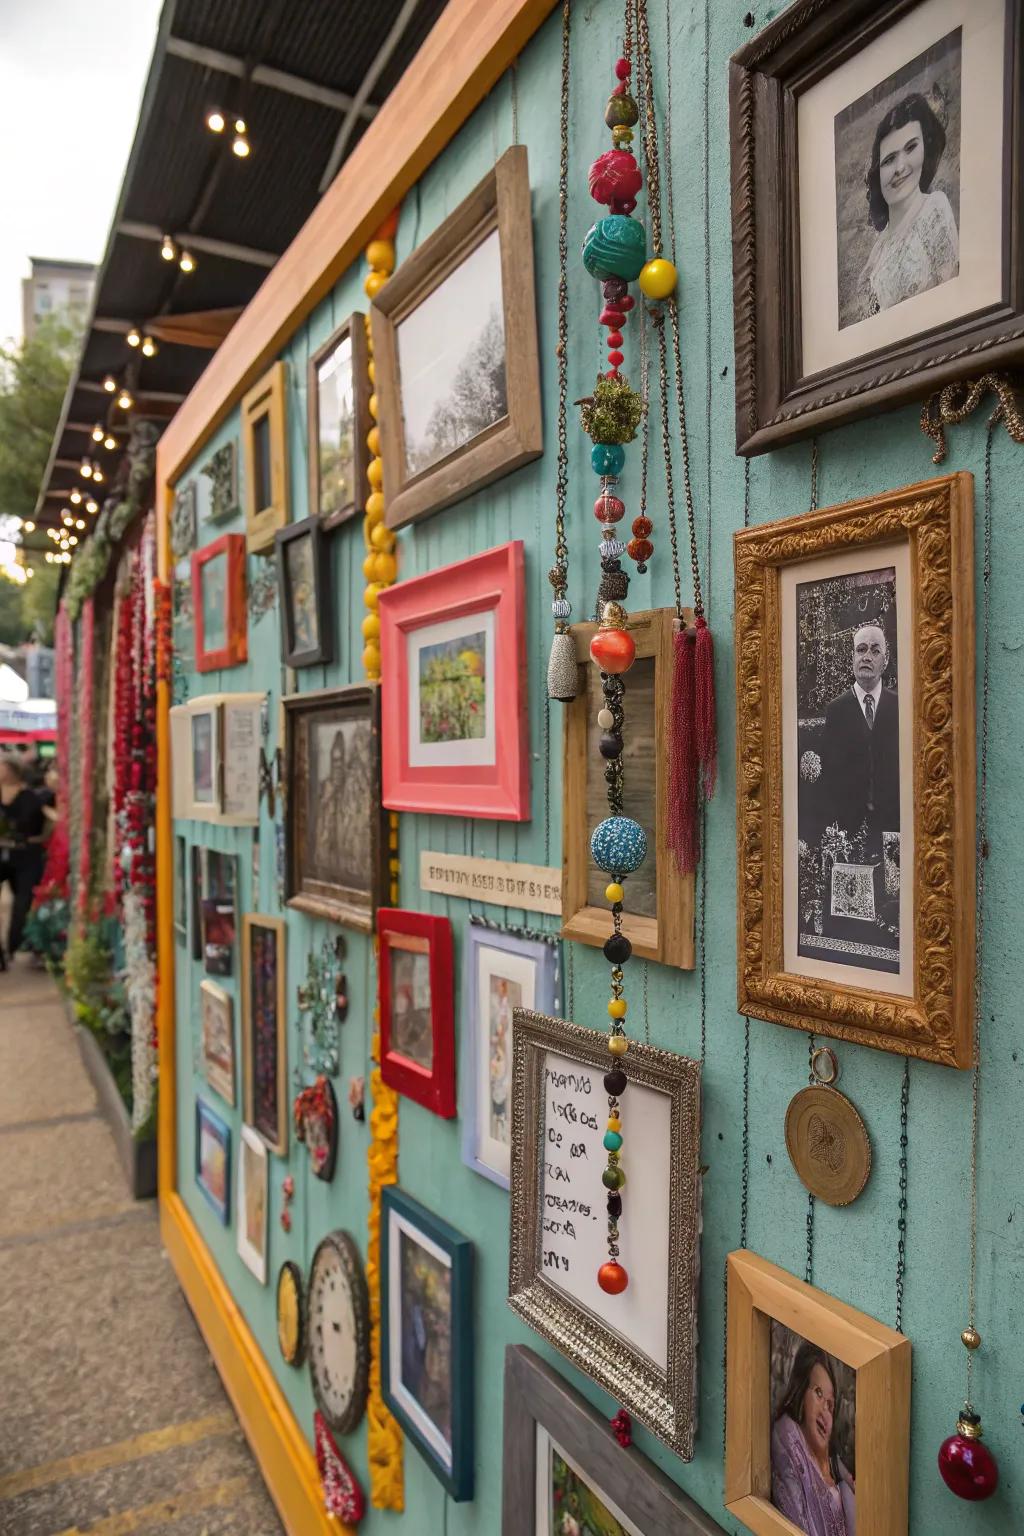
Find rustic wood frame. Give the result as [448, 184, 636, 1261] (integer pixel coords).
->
[370, 144, 542, 529]
[242, 361, 289, 552]
[192, 533, 247, 672]
[502, 1345, 726, 1536]
[308, 313, 370, 531]
[729, 0, 1024, 455]
[378, 908, 456, 1118]
[734, 473, 975, 1066]
[241, 913, 289, 1155]
[562, 607, 694, 969]
[282, 685, 386, 931]
[275, 516, 333, 668]
[725, 1250, 911, 1536]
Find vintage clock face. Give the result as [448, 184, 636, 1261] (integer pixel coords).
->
[307, 1230, 370, 1435]
[276, 1261, 305, 1366]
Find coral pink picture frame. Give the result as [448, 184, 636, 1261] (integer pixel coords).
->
[378, 909, 455, 1118]
[192, 533, 247, 673]
[378, 540, 528, 819]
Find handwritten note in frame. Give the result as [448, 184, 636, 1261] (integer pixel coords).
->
[508, 1010, 702, 1460]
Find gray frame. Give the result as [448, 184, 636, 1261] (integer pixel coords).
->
[502, 1346, 726, 1536]
[508, 1010, 702, 1459]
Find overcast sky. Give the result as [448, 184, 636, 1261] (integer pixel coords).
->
[0, 0, 162, 345]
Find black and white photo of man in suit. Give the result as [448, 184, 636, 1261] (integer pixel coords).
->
[819, 623, 900, 849]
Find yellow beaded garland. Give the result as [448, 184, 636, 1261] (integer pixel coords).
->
[365, 491, 385, 523]
[371, 522, 395, 552]
[364, 269, 388, 301]
[367, 426, 381, 457]
[361, 613, 380, 640]
[365, 238, 396, 272]
[367, 456, 384, 490]
[373, 552, 397, 584]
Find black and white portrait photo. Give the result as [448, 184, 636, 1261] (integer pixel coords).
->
[794, 566, 902, 976]
[834, 29, 961, 329]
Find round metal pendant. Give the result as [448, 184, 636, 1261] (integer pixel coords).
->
[785, 1083, 871, 1206]
[276, 1260, 305, 1366]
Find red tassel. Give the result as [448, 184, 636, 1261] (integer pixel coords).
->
[610, 1408, 633, 1447]
[669, 624, 699, 873]
[694, 614, 718, 801]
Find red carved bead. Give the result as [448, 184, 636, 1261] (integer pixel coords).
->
[614, 57, 631, 80]
[595, 495, 626, 523]
[631, 515, 653, 536]
[606, 330, 624, 348]
[607, 350, 624, 367]
[599, 307, 625, 328]
[597, 1261, 629, 1294]
[627, 538, 653, 562]
[588, 149, 642, 209]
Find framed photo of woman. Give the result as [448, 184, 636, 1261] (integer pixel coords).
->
[725, 1250, 910, 1536]
[308, 313, 370, 530]
[734, 473, 975, 1066]
[729, 0, 1024, 453]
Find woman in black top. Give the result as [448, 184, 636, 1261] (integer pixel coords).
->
[0, 753, 47, 958]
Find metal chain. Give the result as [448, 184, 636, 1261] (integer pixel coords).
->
[567, 942, 575, 1023]
[510, 57, 519, 145]
[550, 0, 571, 610]
[542, 694, 551, 865]
[895, 1056, 909, 1331]
[809, 438, 820, 511]
[804, 1031, 816, 1284]
[643, 960, 650, 1044]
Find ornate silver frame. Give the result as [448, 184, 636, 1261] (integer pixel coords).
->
[507, 1009, 702, 1459]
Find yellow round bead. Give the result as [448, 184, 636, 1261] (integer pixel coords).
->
[366, 426, 380, 457]
[371, 522, 395, 552]
[608, 998, 627, 1019]
[364, 270, 388, 301]
[607, 1034, 629, 1057]
[364, 583, 381, 610]
[362, 641, 381, 670]
[367, 456, 384, 490]
[361, 612, 381, 640]
[638, 258, 678, 300]
[389, 857, 401, 875]
[365, 239, 395, 274]
[362, 553, 377, 580]
[374, 552, 397, 584]
[605, 882, 624, 904]
[607, 1117, 621, 1132]
[368, 360, 376, 386]
[365, 491, 385, 523]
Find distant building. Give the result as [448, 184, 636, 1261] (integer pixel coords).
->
[21, 257, 96, 340]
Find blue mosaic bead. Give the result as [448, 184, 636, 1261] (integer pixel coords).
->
[592, 443, 625, 477]
[581, 214, 646, 281]
[551, 597, 571, 620]
[590, 815, 647, 875]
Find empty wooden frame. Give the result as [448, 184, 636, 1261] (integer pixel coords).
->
[242, 360, 289, 553]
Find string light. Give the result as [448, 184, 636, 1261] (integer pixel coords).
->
[22, 521, 34, 534]
[91, 423, 104, 442]
[86, 499, 99, 514]
[179, 250, 196, 273]
[69, 489, 82, 505]
[232, 132, 250, 158]
[234, 117, 247, 134]
[127, 326, 141, 348]
[62, 515, 73, 527]
[141, 335, 158, 357]
[80, 459, 93, 478]
[206, 109, 225, 133]
[103, 435, 116, 451]
[103, 375, 117, 392]
[160, 234, 176, 262]
[26, 567, 33, 578]
[75, 519, 85, 530]
[92, 466, 104, 483]
[68, 535, 78, 546]
[117, 389, 133, 411]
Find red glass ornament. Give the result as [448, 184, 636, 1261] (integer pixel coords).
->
[599, 307, 625, 328]
[598, 1261, 629, 1294]
[589, 149, 642, 209]
[590, 628, 636, 674]
[632, 515, 653, 537]
[938, 1411, 999, 1501]
[607, 349, 624, 367]
[605, 369, 620, 380]
[614, 57, 631, 80]
[619, 295, 635, 312]
[628, 537, 654, 563]
[607, 330, 624, 348]
[594, 495, 625, 523]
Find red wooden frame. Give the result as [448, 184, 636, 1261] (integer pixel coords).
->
[378, 540, 528, 819]
[192, 533, 248, 672]
[377, 908, 455, 1118]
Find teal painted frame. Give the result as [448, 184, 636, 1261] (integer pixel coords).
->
[380, 1185, 475, 1501]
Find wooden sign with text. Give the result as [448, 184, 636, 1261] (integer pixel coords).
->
[419, 851, 562, 916]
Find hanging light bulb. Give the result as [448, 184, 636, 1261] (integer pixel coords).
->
[206, 108, 225, 133]
[126, 326, 141, 348]
[117, 389, 133, 411]
[25, 567, 33, 579]
[160, 234, 176, 262]
[63, 551, 72, 563]
[68, 535, 78, 546]
[92, 467, 104, 485]
[80, 459, 93, 478]
[103, 435, 116, 451]
[91, 423, 104, 442]
[86, 499, 98, 514]
[62, 515, 73, 527]
[141, 335, 158, 358]
[75, 519, 85, 530]
[45, 551, 52, 564]
[69, 489, 82, 504]
[103, 374, 117, 393]
[22, 521, 34, 534]
[179, 250, 196, 273]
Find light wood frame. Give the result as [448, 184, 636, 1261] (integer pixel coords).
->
[241, 913, 288, 1155]
[734, 474, 975, 1066]
[308, 313, 370, 530]
[370, 144, 542, 529]
[725, 1249, 910, 1536]
[242, 361, 289, 553]
[562, 607, 695, 969]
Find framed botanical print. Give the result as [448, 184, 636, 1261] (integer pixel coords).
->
[283, 685, 385, 930]
[729, 0, 1024, 454]
[242, 360, 288, 553]
[502, 1346, 726, 1536]
[563, 608, 694, 969]
[199, 978, 235, 1105]
[734, 473, 975, 1065]
[191, 534, 247, 672]
[241, 914, 288, 1154]
[725, 1250, 910, 1536]
[308, 313, 370, 529]
[237, 1123, 269, 1284]
[195, 1097, 230, 1223]
[370, 144, 542, 528]
[381, 1186, 474, 1501]
[200, 849, 237, 976]
[275, 517, 333, 668]
[378, 540, 528, 820]
[460, 924, 558, 1189]
[508, 1010, 702, 1460]
[378, 909, 455, 1118]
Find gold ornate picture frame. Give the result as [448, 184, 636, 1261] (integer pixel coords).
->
[734, 473, 975, 1066]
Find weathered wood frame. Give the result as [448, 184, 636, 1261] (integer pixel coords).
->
[275, 515, 334, 668]
[241, 913, 289, 1155]
[242, 360, 289, 552]
[562, 607, 695, 970]
[370, 144, 542, 529]
[308, 313, 370, 531]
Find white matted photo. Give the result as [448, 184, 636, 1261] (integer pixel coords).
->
[236, 1123, 268, 1283]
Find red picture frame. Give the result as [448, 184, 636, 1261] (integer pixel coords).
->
[192, 533, 247, 672]
[378, 909, 455, 1118]
[378, 540, 528, 819]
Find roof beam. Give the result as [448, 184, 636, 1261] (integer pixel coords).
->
[77, 379, 187, 403]
[165, 35, 379, 120]
[118, 222, 278, 268]
[318, 0, 422, 192]
[92, 308, 242, 349]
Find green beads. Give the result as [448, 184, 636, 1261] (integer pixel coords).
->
[603, 1130, 623, 1152]
[602, 1164, 626, 1191]
[582, 215, 646, 282]
[604, 92, 639, 129]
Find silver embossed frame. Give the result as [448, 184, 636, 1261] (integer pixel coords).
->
[508, 1009, 702, 1460]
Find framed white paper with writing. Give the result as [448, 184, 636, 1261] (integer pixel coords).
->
[508, 1010, 702, 1459]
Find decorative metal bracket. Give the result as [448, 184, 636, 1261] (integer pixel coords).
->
[920, 372, 1024, 464]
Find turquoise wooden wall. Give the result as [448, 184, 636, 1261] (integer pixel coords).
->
[172, 2, 1022, 1530]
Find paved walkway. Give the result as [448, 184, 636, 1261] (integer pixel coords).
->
[0, 963, 282, 1536]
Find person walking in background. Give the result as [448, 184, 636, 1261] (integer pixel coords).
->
[0, 752, 49, 961]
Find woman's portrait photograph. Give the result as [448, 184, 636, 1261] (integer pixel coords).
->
[770, 1323, 855, 1536]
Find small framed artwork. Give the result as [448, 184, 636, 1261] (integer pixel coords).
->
[378, 909, 455, 1118]
[275, 516, 333, 668]
[563, 608, 694, 969]
[237, 1123, 269, 1284]
[200, 978, 235, 1105]
[188, 701, 220, 818]
[195, 1097, 230, 1223]
[378, 540, 528, 820]
[242, 360, 289, 553]
[241, 914, 288, 1154]
[508, 1010, 702, 1460]
[200, 850, 237, 976]
[190, 845, 203, 962]
[171, 481, 197, 560]
[201, 440, 239, 524]
[381, 1186, 474, 1501]
[220, 691, 263, 824]
[734, 473, 975, 1065]
[502, 1345, 727, 1536]
[283, 685, 385, 929]
[729, 0, 1024, 454]
[173, 834, 187, 942]
[461, 924, 558, 1189]
[370, 144, 542, 529]
[725, 1249, 910, 1536]
[308, 313, 370, 530]
[191, 534, 247, 672]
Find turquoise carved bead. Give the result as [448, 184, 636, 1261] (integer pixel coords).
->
[582, 214, 646, 282]
[591, 443, 625, 477]
[590, 815, 647, 875]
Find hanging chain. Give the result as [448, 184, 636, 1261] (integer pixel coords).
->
[510, 57, 519, 145]
[566, 942, 575, 1023]
[895, 1056, 910, 1332]
[643, 960, 650, 1044]
[740, 452, 752, 1254]
[809, 438, 820, 511]
[804, 1032, 816, 1284]
[550, 0, 571, 611]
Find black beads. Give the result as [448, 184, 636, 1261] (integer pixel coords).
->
[604, 1068, 627, 1096]
[603, 932, 632, 966]
[602, 276, 628, 302]
[599, 732, 623, 759]
[606, 1192, 623, 1219]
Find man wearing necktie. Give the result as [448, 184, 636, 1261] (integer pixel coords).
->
[819, 621, 900, 864]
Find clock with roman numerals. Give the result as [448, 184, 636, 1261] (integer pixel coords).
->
[307, 1229, 370, 1435]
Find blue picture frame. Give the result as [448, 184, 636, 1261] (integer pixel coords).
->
[460, 922, 559, 1189]
[195, 1097, 231, 1224]
[381, 1186, 474, 1501]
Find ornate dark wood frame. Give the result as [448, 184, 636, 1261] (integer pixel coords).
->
[734, 473, 975, 1066]
[275, 516, 334, 668]
[729, 0, 1024, 455]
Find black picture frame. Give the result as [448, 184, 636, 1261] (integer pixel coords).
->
[275, 515, 333, 668]
[189, 844, 203, 962]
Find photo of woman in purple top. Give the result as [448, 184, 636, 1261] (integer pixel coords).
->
[771, 1341, 856, 1536]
